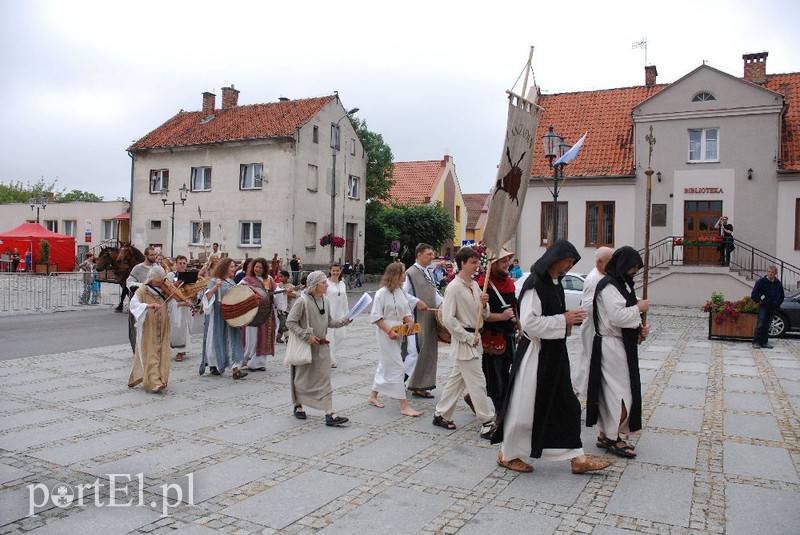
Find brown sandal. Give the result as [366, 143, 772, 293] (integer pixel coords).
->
[175, 352, 185, 362]
[497, 453, 533, 472]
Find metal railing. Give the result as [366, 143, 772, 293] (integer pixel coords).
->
[0, 272, 124, 312]
[637, 236, 800, 293]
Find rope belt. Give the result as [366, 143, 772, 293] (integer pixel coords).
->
[220, 294, 260, 321]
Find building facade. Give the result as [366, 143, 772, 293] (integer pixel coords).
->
[517, 52, 800, 302]
[128, 89, 367, 266]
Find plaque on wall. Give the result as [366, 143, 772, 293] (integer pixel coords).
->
[651, 204, 667, 227]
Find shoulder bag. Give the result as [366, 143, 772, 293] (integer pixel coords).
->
[283, 298, 313, 366]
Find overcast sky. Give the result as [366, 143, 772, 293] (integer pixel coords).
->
[1, 0, 798, 201]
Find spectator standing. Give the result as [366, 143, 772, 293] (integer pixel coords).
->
[290, 255, 301, 285]
[752, 265, 784, 349]
[11, 248, 20, 272]
[353, 259, 364, 288]
[714, 216, 735, 266]
[78, 253, 95, 305]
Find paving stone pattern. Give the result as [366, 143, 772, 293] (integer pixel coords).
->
[0, 307, 798, 534]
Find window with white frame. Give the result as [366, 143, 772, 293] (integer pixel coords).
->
[347, 175, 359, 199]
[62, 220, 76, 238]
[586, 201, 615, 247]
[692, 91, 716, 102]
[688, 128, 719, 162]
[240, 221, 261, 246]
[102, 220, 118, 241]
[43, 220, 58, 233]
[349, 138, 356, 156]
[307, 164, 319, 191]
[150, 169, 169, 193]
[330, 124, 340, 150]
[305, 221, 317, 248]
[240, 163, 263, 189]
[190, 221, 211, 245]
[313, 125, 319, 144]
[151, 220, 162, 230]
[191, 167, 212, 191]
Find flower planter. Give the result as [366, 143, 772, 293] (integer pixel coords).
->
[708, 312, 757, 340]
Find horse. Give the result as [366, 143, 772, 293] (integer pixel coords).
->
[96, 243, 145, 312]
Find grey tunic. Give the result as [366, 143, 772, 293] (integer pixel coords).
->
[405, 265, 440, 391]
[287, 293, 348, 412]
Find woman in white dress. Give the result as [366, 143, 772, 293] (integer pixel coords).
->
[325, 263, 349, 367]
[368, 263, 422, 417]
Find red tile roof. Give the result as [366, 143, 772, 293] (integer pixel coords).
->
[462, 193, 489, 230]
[765, 73, 800, 171]
[128, 95, 336, 151]
[388, 159, 446, 204]
[530, 85, 667, 178]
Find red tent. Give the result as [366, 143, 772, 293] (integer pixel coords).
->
[0, 223, 76, 272]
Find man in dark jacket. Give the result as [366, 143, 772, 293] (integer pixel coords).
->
[751, 265, 784, 349]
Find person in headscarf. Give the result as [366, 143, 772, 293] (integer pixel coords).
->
[586, 246, 649, 459]
[127, 265, 172, 393]
[287, 270, 352, 426]
[492, 240, 612, 475]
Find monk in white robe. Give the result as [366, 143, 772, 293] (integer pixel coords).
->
[576, 246, 613, 397]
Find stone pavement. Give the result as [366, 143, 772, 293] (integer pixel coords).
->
[1, 307, 798, 534]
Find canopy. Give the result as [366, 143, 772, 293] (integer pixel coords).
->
[0, 223, 76, 271]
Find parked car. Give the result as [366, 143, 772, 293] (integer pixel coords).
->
[514, 272, 586, 310]
[769, 289, 800, 336]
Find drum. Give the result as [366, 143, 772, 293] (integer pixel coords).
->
[220, 285, 271, 328]
[434, 308, 451, 344]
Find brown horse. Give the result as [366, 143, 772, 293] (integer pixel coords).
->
[96, 244, 145, 312]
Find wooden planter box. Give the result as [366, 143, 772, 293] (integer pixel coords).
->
[708, 312, 757, 340]
[34, 262, 57, 275]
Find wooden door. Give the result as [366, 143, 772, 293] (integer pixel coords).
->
[683, 200, 722, 265]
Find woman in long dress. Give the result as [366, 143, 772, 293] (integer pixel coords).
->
[325, 263, 349, 367]
[368, 262, 421, 416]
[200, 257, 248, 379]
[287, 270, 351, 426]
[240, 257, 276, 371]
[128, 265, 171, 393]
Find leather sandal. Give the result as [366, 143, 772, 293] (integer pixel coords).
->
[496, 452, 533, 473]
[597, 436, 635, 452]
[432, 414, 456, 430]
[209, 366, 221, 376]
[293, 405, 307, 420]
[605, 438, 636, 458]
[232, 368, 248, 380]
[175, 352, 185, 362]
[571, 455, 612, 474]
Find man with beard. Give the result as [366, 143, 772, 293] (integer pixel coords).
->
[576, 246, 614, 398]
[586, 246, 649, 459]
[403, 243, 444, 398]
[126, 246, 157, 353]
[471, 248, 519, 418]
[492, 240, 611, 475]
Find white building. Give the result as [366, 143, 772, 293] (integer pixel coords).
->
[517, 52, 800, 305]
[128, 88, 367, 266]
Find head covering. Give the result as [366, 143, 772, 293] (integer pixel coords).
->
[532, 239, 581, 279]
[604, 246, 643, 279]
[491, 248, 514, 264]
[306, 270, 327, 288]
[147, 265, 166, 282]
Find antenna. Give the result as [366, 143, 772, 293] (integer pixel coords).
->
[632, 38, 648, 65]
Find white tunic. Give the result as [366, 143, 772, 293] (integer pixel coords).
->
[500, 280, 585, 462]
[594, 284, 642, 437]
[167, 272, 190, 353]
[326, 279, 349, 365]
[370, 287, 410, 399]
[576, 267, 603, 397]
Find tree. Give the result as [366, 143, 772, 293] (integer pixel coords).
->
[58, 190, 104, 202]
[351, 117, 395, 202]
[364, 202, 454, 270]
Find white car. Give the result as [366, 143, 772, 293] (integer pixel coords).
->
[514, 272, 586, 310]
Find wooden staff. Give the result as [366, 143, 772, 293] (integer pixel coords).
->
[641, 126, 657, 341]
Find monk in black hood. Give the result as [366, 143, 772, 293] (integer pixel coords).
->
[493, 240, 612, 475]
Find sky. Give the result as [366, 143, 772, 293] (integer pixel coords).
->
[1, 0, 798, 201]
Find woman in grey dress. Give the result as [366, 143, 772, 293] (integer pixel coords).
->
[287, 270, 352, 426]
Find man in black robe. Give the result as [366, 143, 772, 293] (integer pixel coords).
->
[492, 240, 612, 474]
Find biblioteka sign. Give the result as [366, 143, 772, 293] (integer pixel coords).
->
[684, 187, 723, 194]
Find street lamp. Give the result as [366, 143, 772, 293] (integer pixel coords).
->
[541, 126, 571, 243]
[160, 183, 189, 257]
[330, 106, 359, 263]
[29, 195, 48, 224]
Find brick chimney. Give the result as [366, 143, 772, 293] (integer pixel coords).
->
[743, 52, 768, 84]
[221, 85, 240, 109]
[202, 92, 216, 116]
[443, 154, 451, 166]
[645, 65, 658, 87]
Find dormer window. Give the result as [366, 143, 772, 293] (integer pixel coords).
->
[692, 91, 716, 102]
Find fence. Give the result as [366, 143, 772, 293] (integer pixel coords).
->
[0, 273, 124, 312]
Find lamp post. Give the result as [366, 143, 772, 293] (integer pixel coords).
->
[541, 126, 571, 243]
[29, 195, 48, 224]
[330, 107, 359, 263]
[160, 183, 189, 257]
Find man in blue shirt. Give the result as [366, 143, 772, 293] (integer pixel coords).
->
[751, 265, 784, 349]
